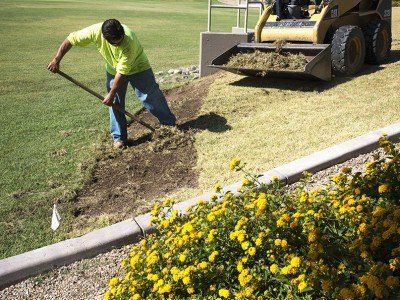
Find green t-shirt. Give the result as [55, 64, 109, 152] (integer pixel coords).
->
[67, 23, 151, 75]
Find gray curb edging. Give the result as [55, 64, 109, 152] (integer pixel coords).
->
[1, 122, 399, 290]
[0, 219, 143, 289]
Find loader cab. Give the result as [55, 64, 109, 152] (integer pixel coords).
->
[272, 0, 322, 20]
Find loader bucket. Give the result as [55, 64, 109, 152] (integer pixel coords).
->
[209, 43, 332, 81]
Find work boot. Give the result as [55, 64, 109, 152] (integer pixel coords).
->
[113, 140, 125, 149]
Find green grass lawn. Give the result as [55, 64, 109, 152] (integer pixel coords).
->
[0, 0, 263, 258]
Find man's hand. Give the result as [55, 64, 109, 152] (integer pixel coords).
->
[47, 59, 60, 73]
[47, 39, 72, 73]
[102, 91, 116, 106]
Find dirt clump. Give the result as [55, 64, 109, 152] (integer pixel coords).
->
[149, 125, 194, 153]
[225, 50, 308, 71]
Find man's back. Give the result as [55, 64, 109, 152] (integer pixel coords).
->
[67, 23, 150, 75]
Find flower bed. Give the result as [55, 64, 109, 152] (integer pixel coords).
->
[105, 136, 400, 300]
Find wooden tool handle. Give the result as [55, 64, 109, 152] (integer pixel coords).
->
[56, 70, 155, 132]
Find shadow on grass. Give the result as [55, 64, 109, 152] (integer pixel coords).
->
[230, 49, 400, 92]
[127, 112, 231, 147]
[178, 112, 232, 133]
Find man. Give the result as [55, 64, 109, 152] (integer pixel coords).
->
[47, 19, 176, 148]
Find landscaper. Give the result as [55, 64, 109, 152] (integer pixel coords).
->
[47, 19, 176, 148]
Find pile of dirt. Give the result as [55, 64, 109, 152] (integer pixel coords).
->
[149, 125, 194, 153]
[225, 50, 308, 71]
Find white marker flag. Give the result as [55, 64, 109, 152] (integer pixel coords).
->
[51, 203, 61, 231]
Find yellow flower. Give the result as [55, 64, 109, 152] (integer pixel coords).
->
[242, 178, 251, 187]
[104, 291, 111, 300]
[274, 239, 282, 246]
[214, 183, 222, 192]
[237, 261, 244, 272]
[281, 239, 288, 248]
[281, 266, 292, 275]
[276, 218, 285, 227]
[207, 212, 216, 222]
[131, 294, 141, 300]
[308, 230, 317, 242]
[358, 223, 367, 233]
[298, 281, 307, 292]
[271, 175, 279, 182]
[159, 284, 171, 294]
[182, 276, 191, 285]
[109, 277, 119, 287]
[270, 264, 279, 274]
[290, 256, 301, 268]
[238, 269, 252, 286]
[160, 219, 170, 228]
[237, 232, 246, 242]
[179, 254, 186, 262]
[162, 197, 174, 206]
[229, 158, 241, 170]
[378, 184, 389, 194]
[219, 289, 230, 298]
[187, 287, 195, 294]
[297, 274, 306, 282]
[209, 251, 218, 262]
[198, 261, 208, 269]
[248, 247, 256, 256]
[241, 241, 250, 250]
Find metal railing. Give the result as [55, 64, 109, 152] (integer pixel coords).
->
[207, 0, 264, 33]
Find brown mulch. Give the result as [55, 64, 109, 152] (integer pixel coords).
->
[69, 74, 230, 224]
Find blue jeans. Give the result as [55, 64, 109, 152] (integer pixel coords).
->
[106, 69, 176, 142]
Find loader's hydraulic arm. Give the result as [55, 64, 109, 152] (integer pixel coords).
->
[254, 4, 273, 43]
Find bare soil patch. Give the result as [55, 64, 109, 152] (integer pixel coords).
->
[70, 75, 230, 225]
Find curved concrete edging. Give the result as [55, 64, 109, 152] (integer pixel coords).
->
[1, 121, 399, 290]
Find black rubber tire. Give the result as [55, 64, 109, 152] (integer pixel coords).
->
[331, 26, 366, 76]
[363, 20, 392, 65]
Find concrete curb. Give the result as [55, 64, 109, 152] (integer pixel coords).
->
[1, 122, 399, 289]
[0, 218, 143, 290]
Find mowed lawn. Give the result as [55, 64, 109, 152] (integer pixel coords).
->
[169, 8, 400, 202]
[0, 0, 261, 258]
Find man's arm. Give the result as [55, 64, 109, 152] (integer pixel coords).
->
[102, 72, 125, 106]
[47, 39, 72, 73]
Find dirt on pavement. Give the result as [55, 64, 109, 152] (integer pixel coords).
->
[68, 74, 231, 227]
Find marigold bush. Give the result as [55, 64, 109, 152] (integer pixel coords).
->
[105, 136, 400, 300]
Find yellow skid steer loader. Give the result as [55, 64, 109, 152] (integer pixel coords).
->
[211, 0, 392, 81]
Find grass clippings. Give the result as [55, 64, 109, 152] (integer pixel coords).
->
[225, 50, 308, 71]
[273, 39, 288, 53]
